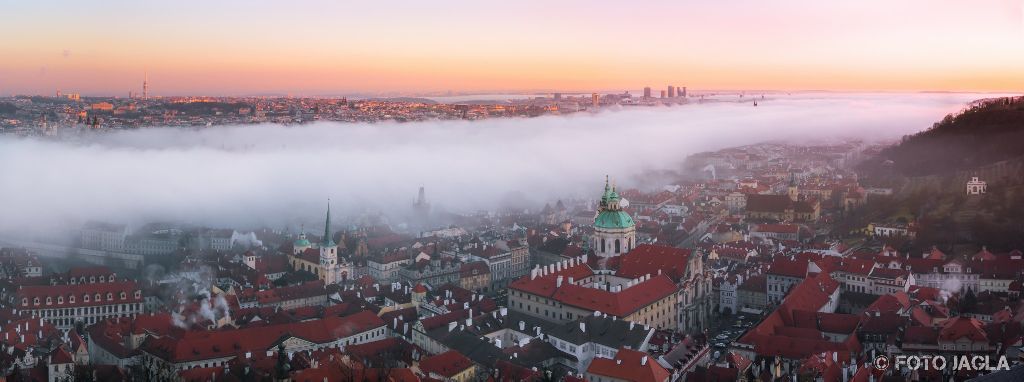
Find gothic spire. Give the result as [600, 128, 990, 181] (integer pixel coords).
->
[322, 200, 336, 247]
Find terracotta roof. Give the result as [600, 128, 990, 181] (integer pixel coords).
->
[256, 280, 326, 304]
[140, 310, 384, 364]
[767, 258, 807, 279]
[553, 275, 677, 317]
[939, 316, 988, 343]
[586, 348, 669, 382]
[509, 261, 594, 298]
[419, 350, 473, 378]
[615, 244, 691, 282]
[15, 280, 141, 308]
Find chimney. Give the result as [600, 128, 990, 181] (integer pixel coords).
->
[568, 276, 574, 284]
[556, 276, 564, 288]
[580, 322, 586, 333]
[519, 321, 525, 331]
[495, 339, 502, 348]
[500, 307, 507, 316]
[448, 322, 457, 332]
[642, 356, 648, 365]
[465, 318, 472, 327]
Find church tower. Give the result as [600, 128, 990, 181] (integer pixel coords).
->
[592, 176, 636, 258]
[319, 202, 339, 284]
[787, 172, 799, 202]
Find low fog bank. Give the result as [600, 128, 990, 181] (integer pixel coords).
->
[0, 92, 1005, 232]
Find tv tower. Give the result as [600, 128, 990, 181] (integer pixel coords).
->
[142, 71, 149, 100]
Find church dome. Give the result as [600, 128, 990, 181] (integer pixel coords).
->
[594, 209, 635, 229]
[293, 232, 311, 248]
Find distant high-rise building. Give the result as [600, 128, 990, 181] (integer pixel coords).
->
[668, 86, 676, 98]
[643, 87, 651, 99]
[142, 72, 149, 100]
[660, 90, 667, 98]
[592, 93, 600, 108]
[681, 86, 687, 97]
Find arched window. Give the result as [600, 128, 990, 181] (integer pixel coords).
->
[615, 239, 621, 253]
[83, 294, 90, 303]
[69, 295, 75, 304]
[601, 238, 606, 252]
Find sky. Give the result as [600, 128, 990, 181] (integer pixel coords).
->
[1, 0, 1022, 96]
[0, 92, 1004, 233]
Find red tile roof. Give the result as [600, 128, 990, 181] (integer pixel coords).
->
[616, 244, 691, 282]
[508, 261, 593, 298]
[256, 280, 326, 305]
[14, 280, 141, 308]
[767, 258, 808, 279]
[586, 348, 669, 382]
[939, 316, 987, 343]
[553, 274, 677, 317]
[419, 350, 473, 378]
[140, 310, 384, 364]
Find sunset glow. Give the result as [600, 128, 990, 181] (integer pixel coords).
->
[2, 0, 1023, 96]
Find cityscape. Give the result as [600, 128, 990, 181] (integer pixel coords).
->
[2, 1, 1024, 382]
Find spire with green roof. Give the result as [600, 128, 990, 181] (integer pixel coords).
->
[594, 176, 634, 230]
[322, 200, 336, 248]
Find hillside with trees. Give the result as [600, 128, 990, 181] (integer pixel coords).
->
[859, 96, 1024, 177]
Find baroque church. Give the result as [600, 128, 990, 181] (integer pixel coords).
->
[587, 176, 714, 334]
[287, 203, 352, 285]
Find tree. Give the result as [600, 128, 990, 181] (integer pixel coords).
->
[274, 344, 290, 380]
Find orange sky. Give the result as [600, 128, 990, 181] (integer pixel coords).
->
[1, 0, 1022, 96]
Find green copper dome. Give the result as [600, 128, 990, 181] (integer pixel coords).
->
[594, 209, 635, 229]
[293, 236, 311, 248]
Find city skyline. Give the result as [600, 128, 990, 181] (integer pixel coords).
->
[2, 0, 1023, 96]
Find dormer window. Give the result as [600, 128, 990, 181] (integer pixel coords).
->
[119, 292, 127, 300]
[21, 298, 28, 306]
[46, 297, 52, 305]
[33, 297, 40, 305]
[89, 276, 96, 283]
[99, 276, 105, 283]
[106, 293, 113, 301]
[83, 294, 90, 303]
[69, 295, 75, 304]
[134, 291, 142, 299]
[57, 296, 63, 304]
[94, 293, 101, 301]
